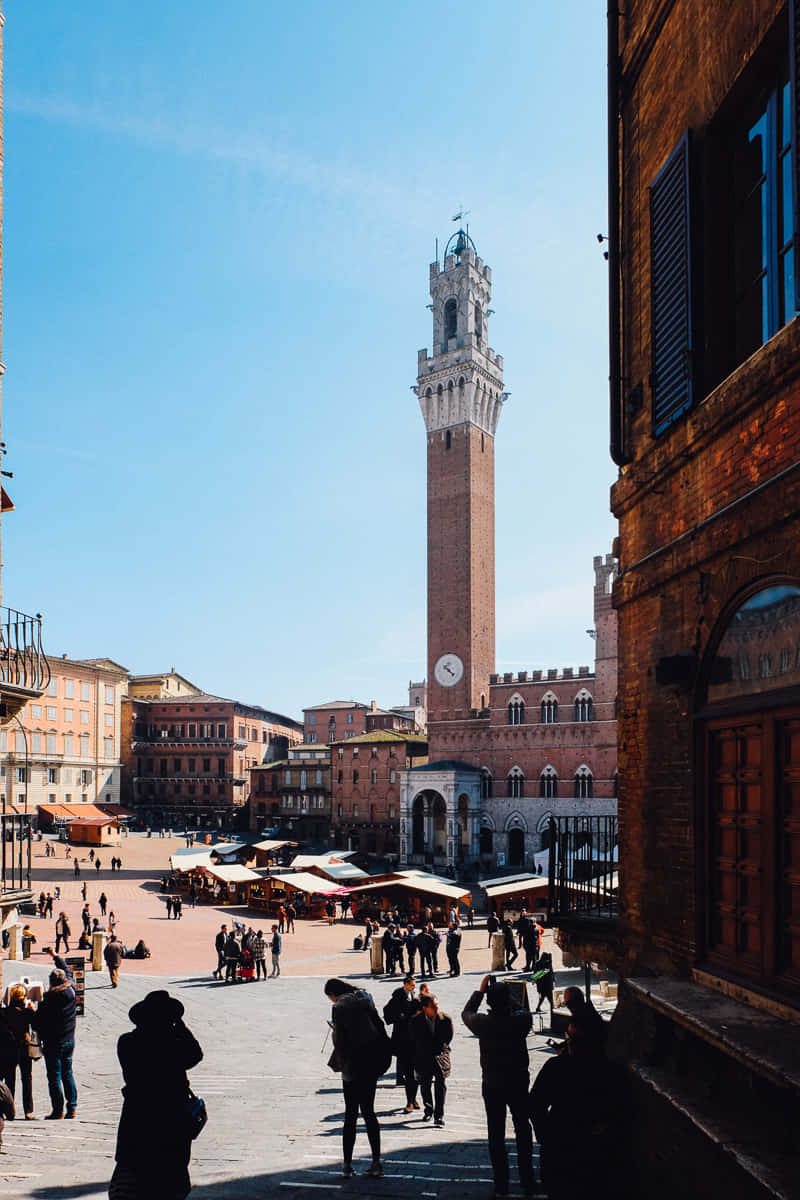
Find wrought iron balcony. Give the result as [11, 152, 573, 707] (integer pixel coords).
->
[0, 607, 49, 719]
[547, 814, 618, 927]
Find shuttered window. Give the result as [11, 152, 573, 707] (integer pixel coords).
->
[650, 132, 693, 434]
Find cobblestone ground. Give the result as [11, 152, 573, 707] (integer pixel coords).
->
[1, 836, 578, 1198]
[0, 958, 574, 1199]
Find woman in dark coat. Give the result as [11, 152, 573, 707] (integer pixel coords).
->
[533, 951, 555, 1019]
[109, 990, 203, 1200]
[325, 978, 385, 1179]
[2, 984, 36, 1118]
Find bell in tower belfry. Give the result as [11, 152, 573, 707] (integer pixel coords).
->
[416, 229, 506, 727]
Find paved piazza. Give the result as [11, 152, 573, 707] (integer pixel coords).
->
[0, 835, 580, 1198]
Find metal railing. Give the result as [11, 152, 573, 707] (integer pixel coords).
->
[0, 608, 49, 697]
[548, 814, 618, 922]
[1, 811, 32, 893]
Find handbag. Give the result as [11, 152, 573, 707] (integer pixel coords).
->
[27, 1029, 42, 1061]
[434, 1047, 451, 1078]
[185, 1089, 207, 1139]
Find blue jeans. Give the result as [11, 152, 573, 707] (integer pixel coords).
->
[44, 1041, 77, 1114]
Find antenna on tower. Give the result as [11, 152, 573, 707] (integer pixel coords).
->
[435, 236, 438, 263]
[452, 206, 471, 225]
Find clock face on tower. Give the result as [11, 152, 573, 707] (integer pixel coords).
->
[434, 653, 464, 688]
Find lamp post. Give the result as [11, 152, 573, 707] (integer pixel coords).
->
[10, 714, 30, 884]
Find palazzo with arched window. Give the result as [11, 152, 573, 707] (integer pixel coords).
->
[507, 767, 524, 798]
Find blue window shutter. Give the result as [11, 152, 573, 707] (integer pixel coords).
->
[790, 0, 800, 312]
[650, 132, 693, 435]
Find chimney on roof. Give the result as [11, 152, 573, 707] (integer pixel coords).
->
[371, 700, 376, 711]
[62, 653, 68, 659]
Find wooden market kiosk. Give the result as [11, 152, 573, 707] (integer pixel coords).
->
[346, 869, 471, 924]
[248, 871, 346, 918]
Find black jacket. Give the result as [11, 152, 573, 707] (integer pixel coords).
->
[409, 1010, 453, 1074]
[462, 991, 531, 1088]
[383, 986, 420, 1048]
[32, 982, 76, 1049]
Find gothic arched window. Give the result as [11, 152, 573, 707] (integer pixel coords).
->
[480, 768, 493, 799]
[507, 767, 524, 799]
[574, 766, 593, 799]
[539, 766, 558, 798]
[574, 690, 594, 722]
[444, 297, 457, 341]
[541, 694, 558, 724]
[507, 694, 525, 725]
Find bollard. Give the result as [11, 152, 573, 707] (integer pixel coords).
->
[92, 930, 107, 972]
[7, 925, 22, 962]
[371, 932, 384, 976]
[490, 931, 506, 972]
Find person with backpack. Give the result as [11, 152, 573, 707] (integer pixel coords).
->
[409, 992, 453, 1127]
[324, 978, 389, 1179]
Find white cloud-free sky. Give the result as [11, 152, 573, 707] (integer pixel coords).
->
[2, 1, 616, 719]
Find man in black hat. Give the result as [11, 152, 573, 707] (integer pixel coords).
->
[462, 974, 535, 1199]
[111, 991, 203, 1199]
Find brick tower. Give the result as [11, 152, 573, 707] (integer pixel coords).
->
[417, 228, 505, 726]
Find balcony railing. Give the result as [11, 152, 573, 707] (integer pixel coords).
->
[548, 814, 618, 924]
[1, 811, 32, 895]
[0, 608, 49, 704]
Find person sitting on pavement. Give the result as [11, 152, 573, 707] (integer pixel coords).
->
[562, 985, 607, 1049]
[462, 974, 536, 1198]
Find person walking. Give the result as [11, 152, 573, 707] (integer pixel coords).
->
[109, 911, 117, 935]
[277, 905, 286, 933]
[383, 974, 421, 1113]
[462, 974, 536, 1198]
[81, 880, 87, 902]
[502, 921, 518, 970]
[95, 857, 101, 873]
[409, 992, 453, 1127]
[252, 930, 267, 980]
[54, 913, 71, 955]
[45, 892, 54, 919]
[109, 990, 203, 1200]
[270, 925, 282, 977]
[98, 892, 108, 918]
[81, 904, 91, 935]
[533, 952, 555, 1016]
[73, 859, 80, 878]
[487, 911, 499, 947]
[174, 896, 183, 920]
[1, 984, 36, 1120]
[426, 923, 441, 974]
[213, 925, 227, 980]
[104, 934, 123, 988]
[286, 903, 296, 933]
[446, 923, 462, 976]
[31, 968, 78, 1120]
[324, 978, 386, 1179]
[165, 896, 174, 920]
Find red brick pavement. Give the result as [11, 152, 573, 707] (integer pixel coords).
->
[16, 833, 558, 981]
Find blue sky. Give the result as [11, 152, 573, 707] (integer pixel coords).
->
[2, 1, 615, 721]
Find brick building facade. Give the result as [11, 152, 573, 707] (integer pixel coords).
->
[330, 730, 428, 861]
[250, 742, 332, 844]
[571, 3, 800, 1195]
[304, 699, 416, 744]
[122, 693, 302, 830]
[400, 230, 617, 874]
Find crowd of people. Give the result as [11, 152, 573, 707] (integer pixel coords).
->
[325, 971, 625, 1200]
[211, 922, 283, 981]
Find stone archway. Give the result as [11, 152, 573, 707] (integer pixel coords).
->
[508, 826, 525, 867]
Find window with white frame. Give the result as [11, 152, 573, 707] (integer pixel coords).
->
[32, 733, 42, 754]
[105, 685, 114, 705]
[574, 690, 594, 722]
[64, 708, 74, 723]
[80, 711, 90, 725]
[47, 733, 57, 754]
[539, 766, 559, 798]
[540, 693, 559, 723]
[65, 680, 74, 698]
[104, 713, 113, 727]
[81, 682, 90, 701]
[573, 765, 593, 799]
[507, 694, 525, 725]
[507, 766, 525, 799]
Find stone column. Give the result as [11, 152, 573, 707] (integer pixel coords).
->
[490, 932, 506, 972]
[7, 924, 22, 962]
[371, 933, 384, 976]
[92, 930, 107, 972]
